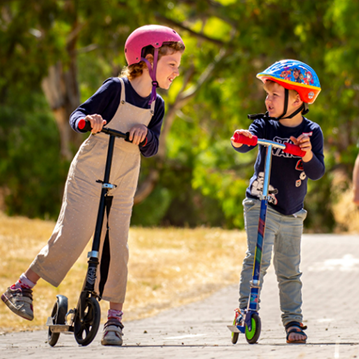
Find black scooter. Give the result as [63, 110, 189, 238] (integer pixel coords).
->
[46, 119, 144, 346]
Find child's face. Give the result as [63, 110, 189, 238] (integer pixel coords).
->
[264, 82, 286, 118]
[156, 51, 182, 90]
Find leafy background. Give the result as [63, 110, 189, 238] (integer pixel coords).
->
[1, 0, 358, 232]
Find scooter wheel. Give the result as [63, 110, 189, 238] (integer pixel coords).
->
[74, 297, 101, 346]
[231, 317, 239, 344]
[245, 313, 261, 344]
[48, 295, 68, 347]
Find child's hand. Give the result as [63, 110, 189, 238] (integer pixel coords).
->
[290, 135, 313, 162]
[231, 129, 253, 148]
[85, 114, 106, 134]
[129, 124, 148, 145]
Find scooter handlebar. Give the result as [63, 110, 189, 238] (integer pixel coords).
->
[78, 119, 147, 147]
[231, 132, 306, 157]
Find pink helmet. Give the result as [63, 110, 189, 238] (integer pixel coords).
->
[125, 25, 184, 65]
[124, 25, 185, 104]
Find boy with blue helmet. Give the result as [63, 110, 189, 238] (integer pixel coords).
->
[231, 59, 324, 343]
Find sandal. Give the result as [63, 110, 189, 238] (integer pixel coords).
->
[285, 321, 307, 344]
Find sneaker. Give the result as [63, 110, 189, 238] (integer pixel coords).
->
[1, 286, 34, 321]
[101, 318, 124, 346]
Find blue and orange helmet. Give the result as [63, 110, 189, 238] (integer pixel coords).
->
[256, 59, 321, 104]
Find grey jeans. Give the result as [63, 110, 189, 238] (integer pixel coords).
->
[239, 197, 307, 326]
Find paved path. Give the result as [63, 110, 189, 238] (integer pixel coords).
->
[1, 234, 359, 358]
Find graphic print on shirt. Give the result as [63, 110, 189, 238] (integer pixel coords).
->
[271, 136, 300, 158]
[250, 172, 278, 204]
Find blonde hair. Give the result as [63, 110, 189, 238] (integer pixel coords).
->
[263, 80, 299, 99]
[121, 42, 185, 80]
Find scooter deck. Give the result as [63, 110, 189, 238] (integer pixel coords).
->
[46, 317, 74, 333]
[227, 325, 245, 333]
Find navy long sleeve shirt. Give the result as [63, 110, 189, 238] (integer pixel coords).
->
[234, 117, 325, 215]
[70, 77, 165, 157]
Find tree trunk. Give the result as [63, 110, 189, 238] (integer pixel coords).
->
[41, 15, 82, 161]
[41, 62, 82, 160]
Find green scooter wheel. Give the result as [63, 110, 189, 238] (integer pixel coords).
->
[245, 313, 261, 344]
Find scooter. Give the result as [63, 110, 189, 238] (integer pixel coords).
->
[46, 119, 145, 347]
[227, 133, 305, 344]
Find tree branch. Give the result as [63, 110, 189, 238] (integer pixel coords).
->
[154, 13, 225, 47]
[157, 45, 228, 161]
[174, 0, 238, 27]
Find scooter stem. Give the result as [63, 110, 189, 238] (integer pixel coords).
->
[248, 145, 273, 313]
[83, 134, 116, 295]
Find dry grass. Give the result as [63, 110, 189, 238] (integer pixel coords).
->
[0, 212, 246, 333]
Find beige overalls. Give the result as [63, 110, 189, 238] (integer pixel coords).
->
[31, 78, 155, 303]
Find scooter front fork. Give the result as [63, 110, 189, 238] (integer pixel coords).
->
[245, 280, 261, 331]
[233, 279, 261, 333]
[78, 256, 100, 321]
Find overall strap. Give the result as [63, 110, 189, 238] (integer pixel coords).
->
[118, 77, 126, 103]
[119, 77, 155, 115]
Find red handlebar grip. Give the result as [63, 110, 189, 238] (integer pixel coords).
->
[78, 119, 93, 132]
[231, 132, 258, 146]
[283, 143, 306, 157]
[78, 119, 86, 130]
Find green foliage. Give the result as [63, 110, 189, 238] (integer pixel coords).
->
[0, 90, 68, 219]
[131, 187, 172, 227]
[1, 0, 359, 231]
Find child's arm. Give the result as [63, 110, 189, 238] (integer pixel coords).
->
[289, 134, 313, 163]
[70, 78, 120, 133]
[139, 97, 165, 157]
[290, 129, 325, 180]
[353, 153, 359, 205]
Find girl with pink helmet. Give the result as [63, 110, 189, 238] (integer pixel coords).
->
[1, 25, 185, 346]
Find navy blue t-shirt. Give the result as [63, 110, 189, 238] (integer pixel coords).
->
[234, 117, 325, 215]
[70, 77, 165, 158]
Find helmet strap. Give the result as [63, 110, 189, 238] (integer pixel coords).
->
[274, 88, 289, 120]
[302, 103, 309, 115]
[279, 89, 309, 119]
[248, 89, 309, 121]
[141, 48, 159, 105]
